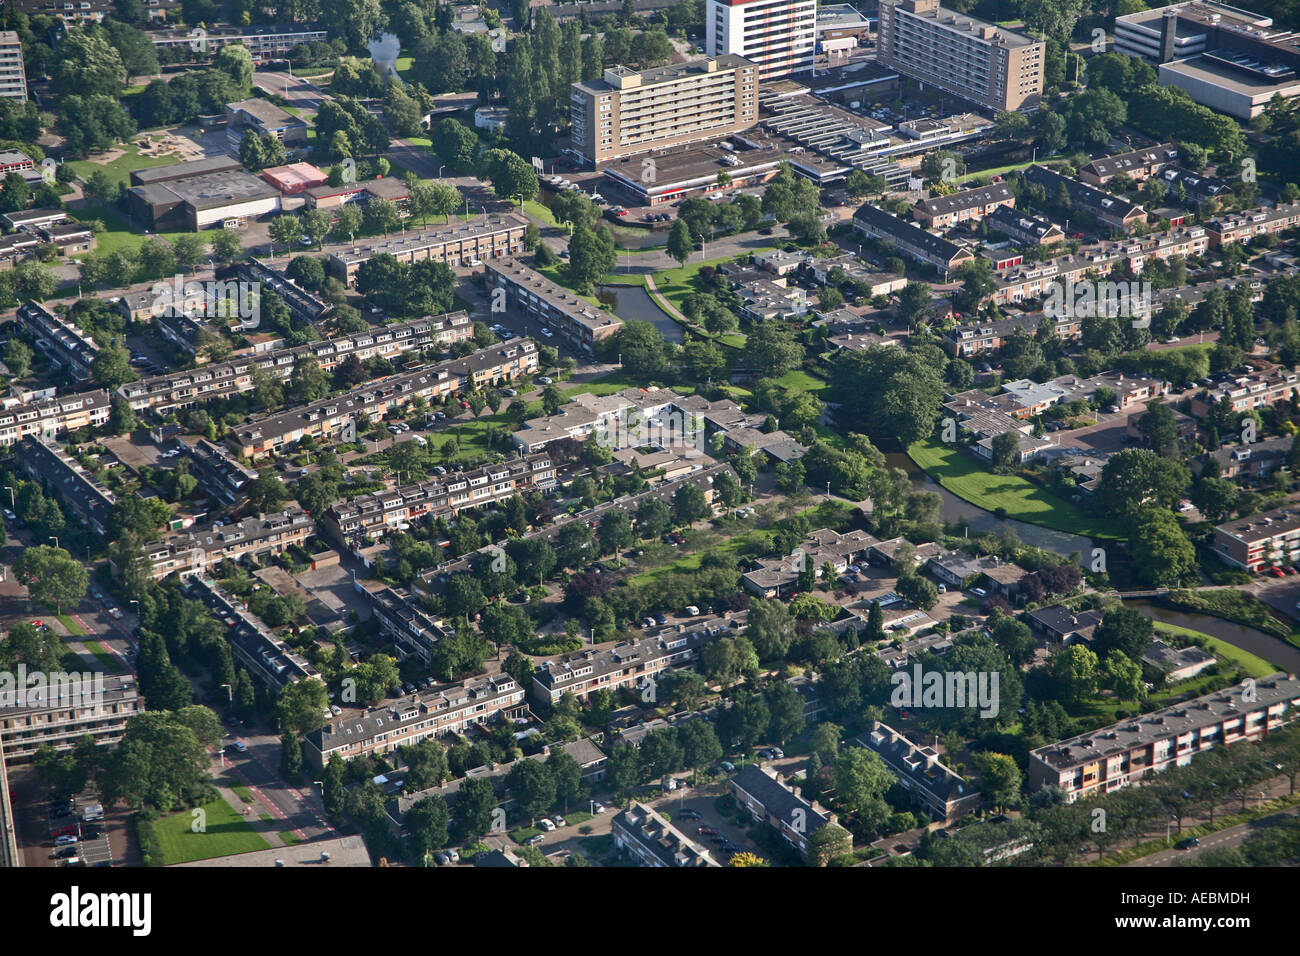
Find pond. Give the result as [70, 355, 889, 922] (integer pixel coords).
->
[597, 283, 684, 343]
[1123, 600, 1300, 673]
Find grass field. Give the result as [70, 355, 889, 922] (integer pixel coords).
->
[67, 142, 183, 187]
[152, 798, 270, 865]
[1152, 621, 1278, 676]
[772, 368, 831, 397]
[56, 614, 86, 636]
[649, 250, 776, 314]
[84, 641, 123, 674]
[907, 438, 1125, 539]
[231, 786, 254, 804]
[278, 830, 302, 845]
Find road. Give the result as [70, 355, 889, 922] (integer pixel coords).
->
[1131, 802, 1300, 867]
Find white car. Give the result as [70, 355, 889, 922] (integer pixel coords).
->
[541, 328, 554, 338]
[537, 376, 553, 385]
[969, 587, 988, 598]
[592, 802, 607, 813]
[538, 819, 556, 831]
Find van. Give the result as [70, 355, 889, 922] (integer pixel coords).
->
[81, 804, 104, 822]
[684, 606, 700, 616]
[412, 435, 428, 447]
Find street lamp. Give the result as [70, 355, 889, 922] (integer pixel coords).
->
[48, 536, 58, 550]
[3, 486, 12, 509]
[437, 165, 446, 178]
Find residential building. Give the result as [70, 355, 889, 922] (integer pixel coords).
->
[0, 389, 110, 447]
[730, 764, 836, 859]
[1027, 673, 1300, 799]
[1022, 165, 1148, 233]
[925, 549, 1009, 588]
[1189, 365, 1300, 418]
[0, 736, 16, 865]
[1211, 501, 1300, 571]
[913, 182, 1015, 228]
[1204, 202, 1300, 246]
[855, 722, 983, 821]
[16, 435, 117, 536]
[852, 202, 975, 277]
[942, 311, 1077, 357]
[876, 0, 1045, 111]
[302, 675, 527, 769]
[0, 674, 143, 764]
[1079, 143, 1179, 186]
[229, 341, 539, 459]
[323, 453, 557, 543]
[612, 803, 719, 866]
[118, 313, 474, 414]
[570, 55, 759, 166]
[17, 301, 99, 380]
[35, 222, 96, 256]
[741, 528, 878, 597]
[225, 98, 309, 150]
[1143, 640, 1216, 682]
[139, 507, 315, 581]
[187, 576, 320, 688]
[0, 33, 27, 102]
[179, 438, 260, 505]
[367, 586, 458, 666]
[706, 0, 817, 79]
[327, 215, 528, 285]
[1198, 436, 1292, 483]
[985, 205, 1065, 247]
[601, 139, 786, 205]
[148, 23, 330, 60]
[1026, 605, 1103, 644]
[484, 260, 623, 355]
[236, 258, 333, 324]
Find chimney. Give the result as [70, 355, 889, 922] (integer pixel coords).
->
[1160, 9, 1178, 63]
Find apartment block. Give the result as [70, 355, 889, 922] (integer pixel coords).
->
[855, 722, 983, 821]
[179, 438, 260, 505]
[328, 214, 528, 286]
[1204, 201, 1300, 246]
[913, 182, 1015, 229]
[852, 202, 975, 277]
[612, 803, 719, 866]
[1189, 365, 1300, 418]
[187, 575, 321, 688]
[570, 55, 758, 166]
[876, 0, 1044, 111]
[0, 674, 143, 764]
[730, 764, 837, 859]
[484, 260, 622, 356]
[17, 301, 99, 381]
[367, 586, 458, 665]
[148, 23, 329, 60]
[985, 205, 1065, 248]
[236, 258, 333, 324]
[1212, 501, 1300, 570]
[229, 341, 539, 459]
[323, 453, 557, 543]
[118, 313, 473, 414]
[0, 33, 28, 102]
[706, 0, 817, 80]
[16, 435, 117, 536]
[141, 508, 315, 581]
[1028, 674, 1300, 799]
[302, 675, 527, 769]
[0, 389, 110, 447]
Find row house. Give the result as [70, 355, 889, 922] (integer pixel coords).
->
[302, 675, 527, 769]
[0, 388, 110, 446]
[1028, 674, 1300, 800]
[236, 258, 333, 324]
[187, 575, 320, 689]
[854, 722, 983, 821]
[1189, 366, 1300, 419]
[367, 586, 457, 666]
[140, 508, 315, 581]
[229, 340, 538, 460]
[912, 182, 1016, 229]
[729, 764, 836, 861]
[484, 259, 623, 356]
[1205, 202, 1300, 247]
[985, 205, 1065, 248]
[328, 214, 528, 286]
[530, 625, 729, 706]
[16, 434, 117, 536]
[852, 202, 975, 277]
[941, 311, 1079, 357]
[1022, 164, 1147, 233]
[612, 803, 718, 867]
[179, 438, 260, 505]
[1197, 437, 1292, 484]
[1078, 143, 1177, 186]
[147, 23, 329, 59]
[17, 301, 99, 381]
[741, 528, 878, 598]
[117, 312, 473, 414]
[323, 454, 556, 543]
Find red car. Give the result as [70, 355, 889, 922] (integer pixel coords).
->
[52, 824, 77, 839]
[697, 826, 717, 837]
[1287, 566, 1298, 575]
[459, 400, 470, 408]
[1271, 567, 1285, 577]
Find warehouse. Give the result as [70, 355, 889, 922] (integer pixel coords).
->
[126, 169, 282, 231]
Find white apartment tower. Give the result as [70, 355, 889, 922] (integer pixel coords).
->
[0, 33, 26, 102]
[706, 0, 817, 80]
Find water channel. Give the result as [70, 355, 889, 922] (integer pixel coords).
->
[597, 283, 684, 343]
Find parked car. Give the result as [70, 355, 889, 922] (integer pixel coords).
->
[527, 834, 546, 845]
[678, 808, 702, 820]
[52, 845, 80, 860]
[592, 802, 607, 813]
[538, 819, 556, 831]
[697, 825, 717, 836]
[550, 816, 567, 828]
[969, 587, 989, 598]
[537, 376, 553, 385]
[227, 741, 248, 755]
[54, 834, 78, 847]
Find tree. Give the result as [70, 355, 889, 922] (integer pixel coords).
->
[672, 482, 711, 528]
[972, 752, 1022, 812]
[1101, 651, 1146, 702]
[280, 731, 304, 779]
[833, 346, 945, 446]
[746, 598, 796, 660]
[742, 320, 804, 377]
[1096, 449, 1190, 519]
[666, 218, 693, 265]
[1128, 508, 1197, 588]
[406, 794, 450, 856]
[52, 28, 127, 97]
[613, 319, 667, 376]
[1053, 644, 1100, 703]
[764, 681, 805, 746]
[896, 573, 938, 611]
[1092, 607, 1154, 661]
[277, 680, 328, 734]
[92, 344, 135, 389]
[100, 708, 218, 811]
[833, 748, 895, 818]
[566, 222, 617, 289]
[808, 823, 852, 866]
[505, 758, 556, 822]
[13, 546, 88, 614]
[990, 430, 1021, 474]
[454, 776, 497, 839]
[210, 228, 244, 263]
[4, 339, 32, 377]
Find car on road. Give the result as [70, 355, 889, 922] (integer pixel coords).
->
[697, 826, 717, 837]
[1175, 837, 1200, 850]
[537, 376, 553, 385]
[527, 834, 546, 845]
[227, 741, 248, 754]
[678, 808, 702, 820]
[107, 607, 123, 620]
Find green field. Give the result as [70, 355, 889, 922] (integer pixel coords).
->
[906, 438, 1124, 539]
[152, 798, 270, 865]
[772, 368, 831, 397]
[278, 830, 302, 846]
[1152, 621, 1278, 676]
[57, 614, 86, 636]
[231, 785, 254, 804]
[67, 141, 183, 187]
[84, 641, 123, 674]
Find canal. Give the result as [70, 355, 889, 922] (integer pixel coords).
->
[597, 283, 684, 343]
[1122, 600, 1300, 673]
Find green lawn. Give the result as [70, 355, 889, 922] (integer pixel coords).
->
[650, 249, 776, 315]
[152, 798, 270, 865]
[563, 369, 653, 396]
[57, 614, 86, 636]
[231, 785, 254, 804]
[66, 141, 183, 188]
[278, 830, 302, 846]
[772, 368, 831, 398]
[907, 438, 1124, 539]
[84, 641, 123, 674]
[523, 199, 559, 228]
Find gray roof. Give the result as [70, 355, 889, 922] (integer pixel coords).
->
[915, 182, 1014, 217]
